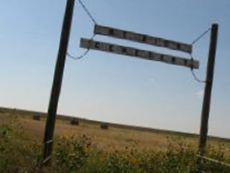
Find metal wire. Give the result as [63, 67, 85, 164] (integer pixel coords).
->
[190, 55, 206, 83]
[197, 154, 230, 168]
[77, 0, 97, 24]
[191, 68, 206, 83]
[189, 27, 212, 83]
[66, 0, 98, 60]
[67, 34, 96, 60]
[191, 28, 211, 45]
[67, 50, 90, 60]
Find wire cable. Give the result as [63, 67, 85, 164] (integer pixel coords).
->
[189, 27, 212, 83]
[77, 0, 97, 24]
[67, 34, 96, 60]
[66, 0, 98, 60]
[197, 154, 230, 168]
[191, 28, 211, 45]
[190, 54, 206, 83]
[191, 68, 206, 83]
[67, 50, 90, 60]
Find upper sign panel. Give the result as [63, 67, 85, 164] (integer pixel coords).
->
[94, 25, 192, 54]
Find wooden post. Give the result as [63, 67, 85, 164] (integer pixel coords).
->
[43, 0, 75, 163]
[198, 23, 218, 170]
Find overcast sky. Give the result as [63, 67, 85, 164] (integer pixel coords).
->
[0, 0, 229, 138]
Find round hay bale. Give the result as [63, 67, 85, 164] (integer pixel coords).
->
[70, 118, 79, 125]
[100, 123, 109, 129]
[33, 113, 40, 121]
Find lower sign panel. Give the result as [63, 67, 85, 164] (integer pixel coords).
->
[80, 38, 199, 69]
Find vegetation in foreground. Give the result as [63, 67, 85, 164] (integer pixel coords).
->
[0, 112, 230, 173]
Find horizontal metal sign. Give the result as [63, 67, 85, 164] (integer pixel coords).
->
[80, 38, 199, 69]
[94, 25, 192, 54]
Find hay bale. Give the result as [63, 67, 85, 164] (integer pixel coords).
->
[70, 118, 79, 125]
[33, 113, 40, 121]
[100, 123, 109, 129]
[0, 108, 5, 114]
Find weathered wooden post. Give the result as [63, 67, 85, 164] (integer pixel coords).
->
[43, 0, 75, 164]
[198, 23, 218, 171]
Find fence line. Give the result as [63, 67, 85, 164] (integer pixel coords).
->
[197, 154, 230, 168]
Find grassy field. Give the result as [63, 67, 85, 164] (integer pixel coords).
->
[0, 107, 230, 172]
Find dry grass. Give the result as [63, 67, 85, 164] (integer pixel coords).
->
[1, 108, 230, 173]
[10, 113, 194, 151]
[1, 109, 229, 154]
